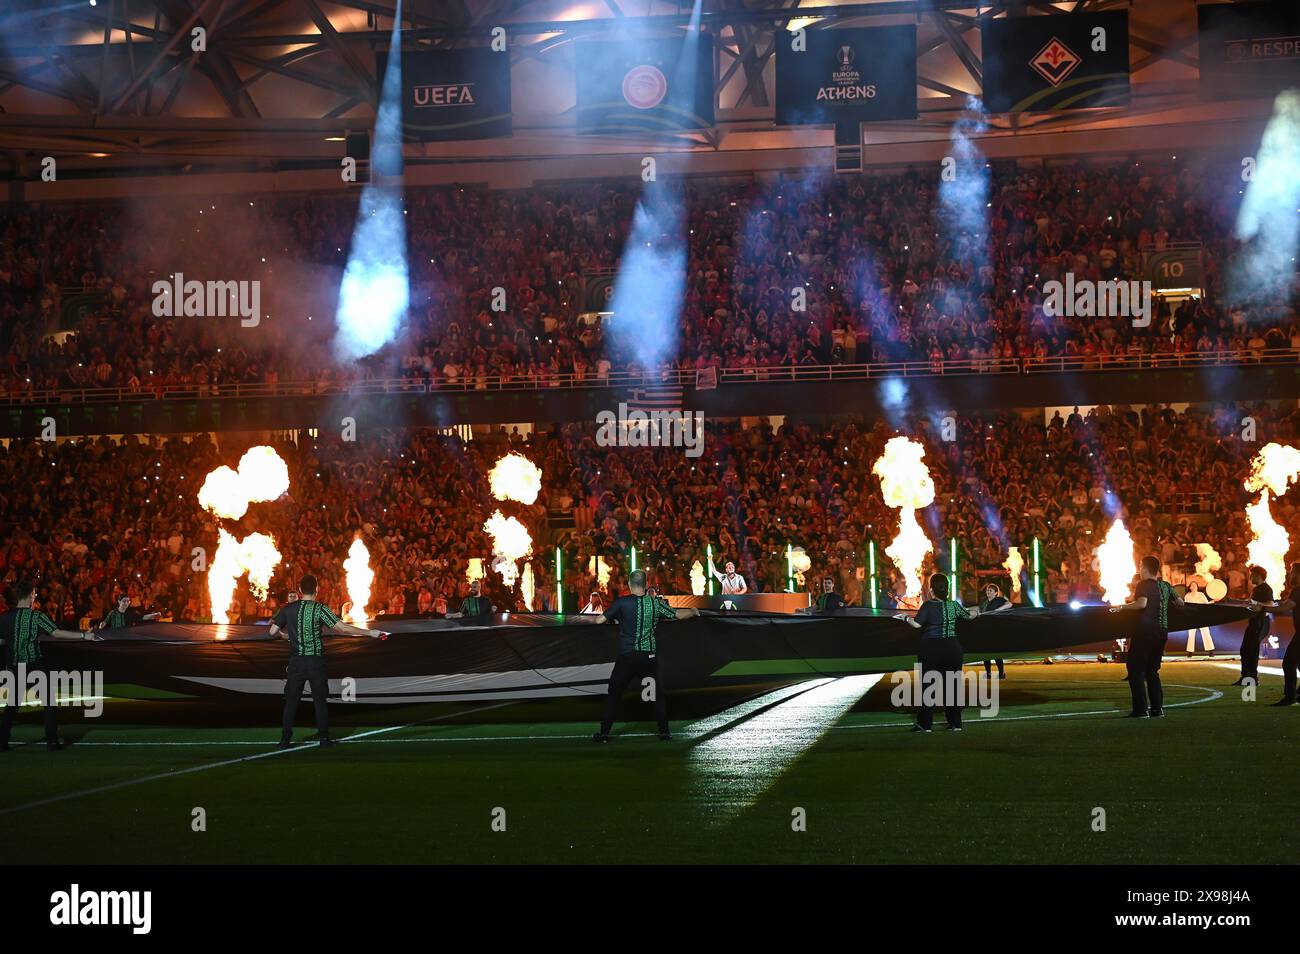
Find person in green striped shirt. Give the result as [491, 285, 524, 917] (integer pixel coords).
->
[270, 574, 388, 749]
[1, 580, 100, 752]
[97, 595, 161, 631]
[591, 570, 699, 743]
[1109, 555, 1183, 718]
[897, 573, 1004, 732]
[446, 579, 495, 619]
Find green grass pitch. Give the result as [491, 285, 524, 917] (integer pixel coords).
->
[3, 660, 1297, 864]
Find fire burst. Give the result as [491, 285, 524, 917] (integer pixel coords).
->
[199, 446, 289, 624]
[1096, 519, 1137, 605]
[1003, 546, 1024, 601]
[198, 445, 289, 520]
[587, 556, 611, 590]
[1243, 443, 1300, 595]
[690, 560, 706, 596]
[343, 536, 373, 624]
[485, 510, 532, 588]
[208, 528, 281, 625]
[488, 453, 542, 505]
[1194, 543, 1221, 584]
[872, 436, 936, 600]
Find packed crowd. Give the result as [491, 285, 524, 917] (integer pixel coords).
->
[2, 155, 1297, 401]
[0, 401, 1294, 625]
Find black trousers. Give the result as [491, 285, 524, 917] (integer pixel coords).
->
[281, 656, 330, 741]
[1127, 629, 1166, 714]
[983, 658, 1005, 677]
[599, 651, 668, 734]
[0, 663, 60, 747]
[917, 638, 964, 729]
[1283, 634, 1300, 703]
[1241, 615, 1268, 681]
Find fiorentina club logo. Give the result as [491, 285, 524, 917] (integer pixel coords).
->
[622, 64, 668, 109]
[1030, 37, 1082, 86]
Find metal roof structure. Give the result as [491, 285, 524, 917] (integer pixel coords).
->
[0, 0, 1273, 181]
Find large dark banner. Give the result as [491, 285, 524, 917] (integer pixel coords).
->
[375, 48, 511, 141]
[775, 25, 917, 125]
[1199, 1, 1300, 100]
[575, 36, 714, 135]
[982, 11, 1130, 113]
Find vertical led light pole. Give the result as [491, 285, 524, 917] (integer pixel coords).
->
[786, 542, 794, 593]
[949, 538, 958, 602]
[630, 545, 638, 573]
[1032, 536, 1042, 607]
[868, 541, 878, 610]
[706, 542, 715, 596]
[555, 546, 563, 615]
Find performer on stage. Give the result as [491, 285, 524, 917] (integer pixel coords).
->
[580, 590, 605, 615]
[1, 580, 101, 753]
[801, 577, 845, 614]
[270, 574, 387, 749]
[591, 569, 699, 743]
[1181, 581, 1215, 655]
[97, 594, 161, 631]
[1109, 555, 1182, 718]
[446, 579, 495, 619]
[979, 583, 1011, 679]
[1236, 566, 1272, 687]
[896, 573, 994, 732]
[707, 556, 747, 595]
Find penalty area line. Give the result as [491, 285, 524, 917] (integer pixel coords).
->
[0, 702, 513, 818]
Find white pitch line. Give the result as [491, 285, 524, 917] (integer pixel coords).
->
[1211, 662, 1284, 677]
[0, 702, 512, 817]
[833, 682, 1223, 730]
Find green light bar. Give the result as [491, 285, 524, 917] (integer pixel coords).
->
[868, 541, 878, 610]
[555, 546, 562, 615]
[950, 537, 958, 602]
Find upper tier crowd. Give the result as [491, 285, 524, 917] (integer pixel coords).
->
[0, 401, 1294, 625]
[2, 155, 1297, 400]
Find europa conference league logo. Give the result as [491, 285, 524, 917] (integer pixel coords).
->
[816, 40, 877, 102]
[622, 64, 668, 109]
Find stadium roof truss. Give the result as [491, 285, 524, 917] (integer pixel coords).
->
[0, 0, 1272, 178]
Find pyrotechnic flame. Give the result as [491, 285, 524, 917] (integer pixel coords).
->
[789, 546, 812, 587]
[1194, 543, 1221, 584]
[1246, 492, 1289, 596]
[587, 556, 611, 590]
[1243, 444, 1300, 596]
[885, 509, 934, 600]
[690, 560, 706, 596]
[198, 445, 290, 520]
[488, 453, 542, 506]
[1096, 519, 1137, 605]
[485, 510, 532, 588]
[343, 536, 373, 625]
[873, 436, 936, 599]
[208, 528, 281, 625]
[1245, 443, 1300, 497]
[1003, 546, 1024, 600]
[521, 562, 535, 611]
[466, 558, 485, 584]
